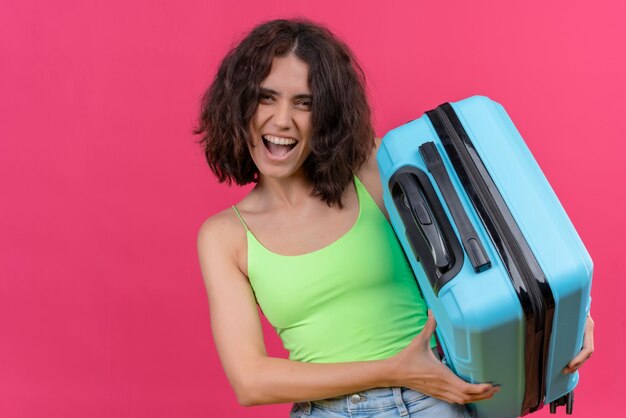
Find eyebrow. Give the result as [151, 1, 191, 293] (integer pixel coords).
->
[260, 87, 312, 101]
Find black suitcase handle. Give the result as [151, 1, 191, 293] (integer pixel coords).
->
[419, 142, 491, 273]
[390, 168, 464, 294]
[396, 173, 451, 270]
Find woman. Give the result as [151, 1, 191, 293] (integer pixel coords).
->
[194, 19, 594, 417]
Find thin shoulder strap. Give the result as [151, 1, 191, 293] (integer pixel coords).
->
[231, 205, 250, 232]
[353, 173, 363, 188]
[353, 173, 367, 197]
[352, 173, 381, 213]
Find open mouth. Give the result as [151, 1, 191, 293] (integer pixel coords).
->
[262, 134, 298, 157]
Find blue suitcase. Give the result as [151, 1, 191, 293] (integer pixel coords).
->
[376, 96, 593, 417]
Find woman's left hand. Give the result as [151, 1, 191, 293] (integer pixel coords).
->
[563, 315, 595, 374]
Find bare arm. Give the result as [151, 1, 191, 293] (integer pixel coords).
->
[198, 214, 498, 406]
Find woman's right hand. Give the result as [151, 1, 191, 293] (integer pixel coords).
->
[388, 310, 500, 405]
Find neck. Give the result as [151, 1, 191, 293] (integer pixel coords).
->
[255, 172, 315, 208]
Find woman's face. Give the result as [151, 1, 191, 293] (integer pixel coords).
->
[248, 53, 313, 181]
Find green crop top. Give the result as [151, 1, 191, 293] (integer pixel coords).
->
[232, 175, 432, 363]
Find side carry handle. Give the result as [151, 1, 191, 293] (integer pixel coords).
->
[391, 168, 464, 294]
[396, 173, 451, 270]
[419, 142, 491, 273]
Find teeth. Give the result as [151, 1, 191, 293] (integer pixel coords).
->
[263, 135, 297, 146]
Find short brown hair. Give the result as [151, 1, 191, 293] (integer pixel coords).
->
[193, 19, 374, 207]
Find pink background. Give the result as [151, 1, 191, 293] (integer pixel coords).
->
[1, 0, 624, 417]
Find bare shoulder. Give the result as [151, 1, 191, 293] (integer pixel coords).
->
[197, 208, 240, 249]
[356, 137, 388, 217]
[197, 206, 248, 276]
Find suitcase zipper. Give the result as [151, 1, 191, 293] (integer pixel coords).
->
[427, 103, 555, 415]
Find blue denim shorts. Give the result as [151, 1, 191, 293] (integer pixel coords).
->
[289, 386, 472, 417]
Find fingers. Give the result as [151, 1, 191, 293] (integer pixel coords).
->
[466, 385, 500, 403]
[442, 366, 499, 403]
[563, 316, 595, 374]
[584, 316, 595, 351]
[429, 382, 500, 404]
[563, 347, 593, 373]
[454, 377, 496, 397]
[461, 382, 496, 395]
[418, 309, 437, 342]
[407, 358, 500, 405]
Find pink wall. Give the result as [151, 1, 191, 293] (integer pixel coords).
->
[1, 0, 623, 417]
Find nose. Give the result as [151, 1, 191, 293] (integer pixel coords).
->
[272, 101, 292, 129]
